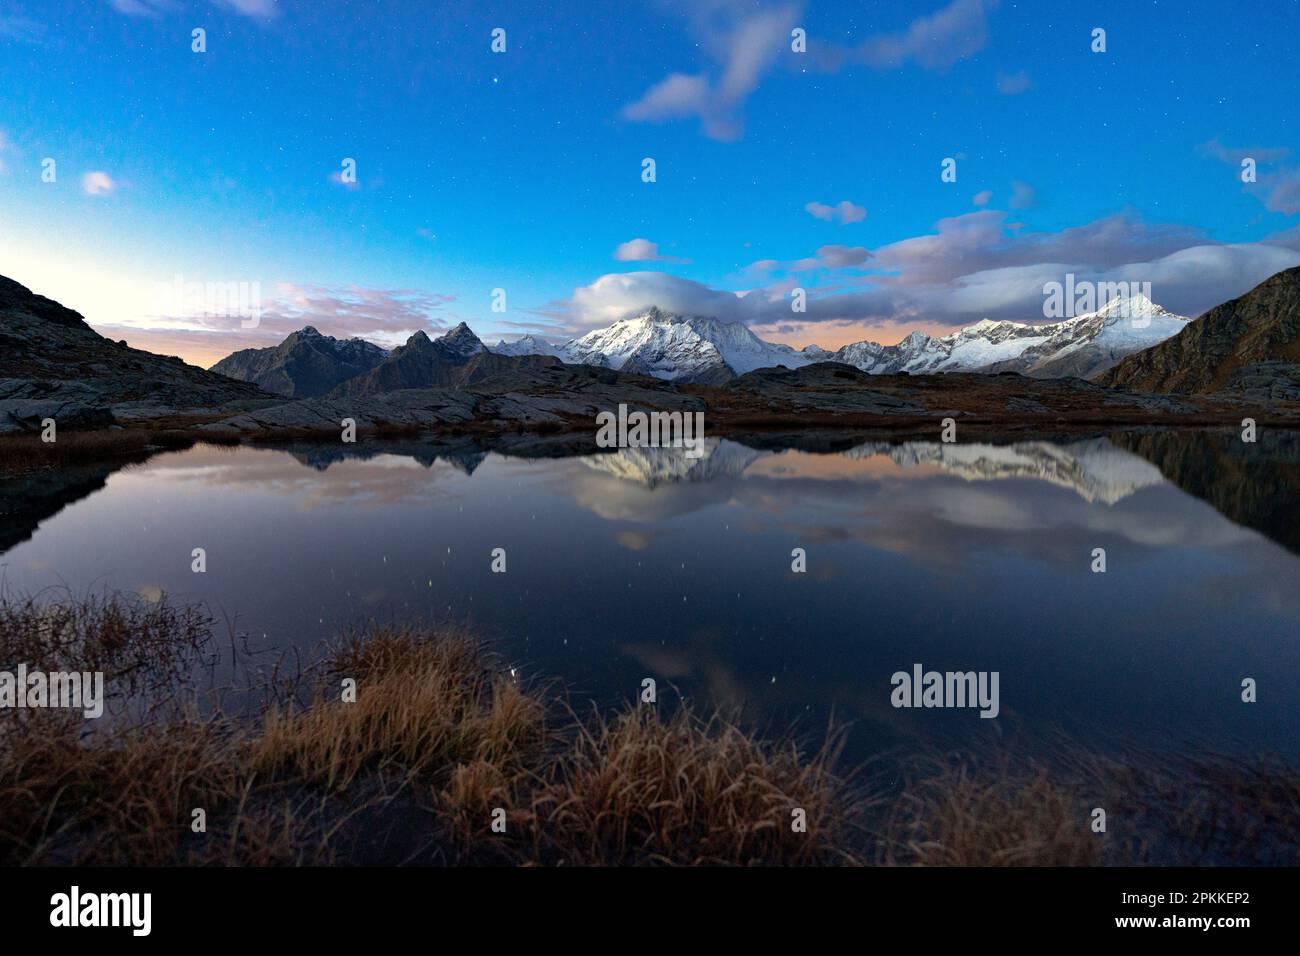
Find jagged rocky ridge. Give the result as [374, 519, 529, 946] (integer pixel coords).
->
[210, 327, 388, 398]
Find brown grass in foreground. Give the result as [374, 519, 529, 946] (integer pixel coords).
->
[0, 596, 1295, 866]
[869, 755, 1103, 866]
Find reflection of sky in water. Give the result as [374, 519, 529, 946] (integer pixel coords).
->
[3, 438, 1297, 760]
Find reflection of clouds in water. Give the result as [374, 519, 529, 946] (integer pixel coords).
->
[843, 439, 1168, 505]
[125, 445, 467, 511]
[104, 439, 1298, 601]
[548, 439, 1261, 566]
[615, 530, 661, 551]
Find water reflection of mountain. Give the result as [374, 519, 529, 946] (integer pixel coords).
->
[0, 463, 120, 553]
[578, 437, 1165, 506]
[577, 439, 764, 487]
[1109, 429, 1300, 555]
[2, 429, 1298, 557]
[842, 439, 1167, 505]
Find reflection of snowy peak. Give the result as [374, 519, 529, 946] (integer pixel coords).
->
[843, 438, 1166, 504]
[579, 438, 764, 487]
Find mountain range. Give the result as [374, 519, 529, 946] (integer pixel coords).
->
[207, 293, 1189, 398]
[489, 295, 1190, 384]
[3, 267, 1299, 437]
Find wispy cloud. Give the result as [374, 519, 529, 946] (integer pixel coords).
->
[110, 0, 276, 19]
[625, 0, 997, 142]
[215, 0, 280, 18]
[108, 0, 174, 16]
[613, 238, 691, 264]
[622, 1, 800, 142]
[0, 14, 44, 42]
[1197, 139, 1292, 165]
[1009, 180, 1036, 209]
[1198, 139, 1300, 216]
[805, 200, 866, 224]
[996, 69, 1031, 95]
[97, 283, 458, 367]
[791, 244, 872, 271]
[810, 0, 998, 73]
[328, 169, 360, 190]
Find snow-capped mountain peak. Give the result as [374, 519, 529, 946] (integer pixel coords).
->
[487, 293, 1188, 382]
[492, 308, 814, 383]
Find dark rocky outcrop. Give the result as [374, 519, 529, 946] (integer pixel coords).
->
[0, 275, 269, 433]
[327, 324, 488, 397]
[210, 327, 387, 397]
[1099, 266, 1300, 394]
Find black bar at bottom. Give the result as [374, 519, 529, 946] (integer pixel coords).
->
[2, 866, 1281, 941]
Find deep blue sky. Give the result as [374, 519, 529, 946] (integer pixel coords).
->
[2, 0, 1298, 364]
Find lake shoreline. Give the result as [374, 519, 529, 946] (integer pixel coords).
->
[3, 593, 1295, 867]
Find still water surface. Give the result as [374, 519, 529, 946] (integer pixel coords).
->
[3, 433, 1297, 760]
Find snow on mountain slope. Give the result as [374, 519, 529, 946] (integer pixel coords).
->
[579, 438, 765, 487]
[842, 437, 1166, 504]
[491, 307, 804, 383]
[492, 334, 564, 358]
[831, 294, 1188, 378]
[563, 310, 733, 383]
[672, 313, 812, 373]
[982, 294, 1190, 378]
[488, 293, 1188, 382]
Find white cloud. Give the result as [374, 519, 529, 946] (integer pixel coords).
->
[817, 0, 998, 72]
[1009, 180, 1037, 209]
[110, 0, 276, 19]
[108, 0, 173, 15]
[792, 244, 872, 270]
[805, 200, 867, 224]
[81, 171, 116, 196]
[215, 0, 279, 17]
[622, 2, 801, 142]
[554, 212, 1300, 338]
[1198, 139, 1300, 217]
[613, 238, 690, 263]
[972, 190, 992, 206]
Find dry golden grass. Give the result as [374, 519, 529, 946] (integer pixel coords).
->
[249, 627, 548, 793]
[2, 594, 1295, 866]
[526, 706, 850, 865]
[869, 755, 1103, 866]
[0, 709, 242, 865]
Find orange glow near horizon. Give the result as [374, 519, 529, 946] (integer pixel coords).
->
[750, 319, 961, 351]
